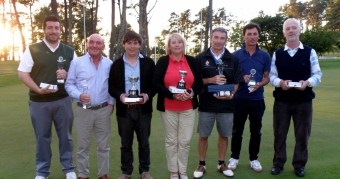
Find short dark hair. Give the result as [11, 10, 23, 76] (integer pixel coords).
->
[243, 22, 261, 36]
[211, 27, 228, 38]
[42, 15, 60, 30]
[122, 30, 142, 44]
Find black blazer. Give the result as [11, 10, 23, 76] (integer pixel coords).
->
[108, 55, 155, 117]
[153, 55, 203, 112]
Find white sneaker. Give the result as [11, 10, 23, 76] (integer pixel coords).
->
[250, 160, 262, 172]
[66, 172, 77, 179]
[193, 165, 206, 178]
[228, 158, 239, 170]
[35, 176, 46, 179]
[217, 163, 234, 177]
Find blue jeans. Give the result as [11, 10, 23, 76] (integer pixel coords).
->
[272, 100, 312, 169]
[231, 99, 265, 161]
[29, 97, 76, 177]
[116, 108, 152, 175]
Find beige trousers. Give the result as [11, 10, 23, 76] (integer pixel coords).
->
[160, 109, 195, 174]
[75, 106, 111, 178]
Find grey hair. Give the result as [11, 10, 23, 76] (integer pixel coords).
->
[283, 18, 301, 32]
[211, 27, 228, 38]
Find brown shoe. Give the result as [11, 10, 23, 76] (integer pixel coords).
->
[118, 174, 131, 179]
[78, 177, 89, 179]
[141, 172, 153, 179]
[98, 174, 109, 179]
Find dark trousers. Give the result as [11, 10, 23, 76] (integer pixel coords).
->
[117, 108, 152, 175]
[231, 99, 265, 161]
[272, 100, 312, 169]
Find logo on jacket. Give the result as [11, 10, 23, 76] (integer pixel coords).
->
[205, 60, 210, 66]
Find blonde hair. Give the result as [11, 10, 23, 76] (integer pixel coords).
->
[165, 33, 187, 54]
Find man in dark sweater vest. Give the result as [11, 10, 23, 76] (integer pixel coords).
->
[269, 18, 322, 177]
[18, 15, 77, 179]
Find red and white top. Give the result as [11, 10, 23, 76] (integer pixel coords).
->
[164, 54, 194, 111]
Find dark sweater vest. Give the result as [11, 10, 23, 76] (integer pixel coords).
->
[29, 42, 74, 102]
[273, 45, 315, 102]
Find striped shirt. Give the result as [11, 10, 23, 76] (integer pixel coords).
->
[270, 42, 322, 87]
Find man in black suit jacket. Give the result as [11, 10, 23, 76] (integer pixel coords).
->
[108, 31, 155, 179]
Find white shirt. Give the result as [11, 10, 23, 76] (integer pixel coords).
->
[18, 39, 77, 72]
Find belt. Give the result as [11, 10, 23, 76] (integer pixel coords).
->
[126, 104, 140, 109]
[77, 102, 108, 110]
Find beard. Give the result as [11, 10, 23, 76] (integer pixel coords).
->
[45, 34, 60, 44]
[286, 35, 299, 42]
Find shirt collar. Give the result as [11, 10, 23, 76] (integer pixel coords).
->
[241, 42, 260, 52]
[86, 52, 103, 62]
[169, 53, 185, 63]
[123, 52, 143, 62]
[209, 48, 225, 59]
[43, 38, 60, 52]
[284, 41, 304, 51]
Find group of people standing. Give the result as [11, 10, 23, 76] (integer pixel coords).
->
[17, 15, 321, 179]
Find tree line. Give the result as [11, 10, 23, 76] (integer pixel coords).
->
[0, 0, 339, 61]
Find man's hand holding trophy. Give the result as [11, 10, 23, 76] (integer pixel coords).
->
[124, 75, 144, 103]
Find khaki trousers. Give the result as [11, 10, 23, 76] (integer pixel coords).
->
[75, 105, 111, 178]
[160, 109, 195, 174]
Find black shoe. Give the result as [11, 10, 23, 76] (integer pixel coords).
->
[294, 168, 305, 177]
[271, 166, 283, 175]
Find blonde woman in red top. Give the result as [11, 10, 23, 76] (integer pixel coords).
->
[153, 33, 203, 179]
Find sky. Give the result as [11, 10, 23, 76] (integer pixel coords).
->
[1, 0, 308, 57]
[97, 0, 308, 45]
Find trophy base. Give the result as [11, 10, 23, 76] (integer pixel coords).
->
[125, 97, 143, 102]
[57, 78, 64, 84]
[288, 82, 302, 87]
[40, 82, 58, 90]
[83, 103, 92, 109]
[177, 81, 186, 90]
[213, 91, 230, 97]
[248, 81, 256, 86]
[128, 89, 139, 98]
[204, 84, 234, 93]
[169, 86, 186, 93]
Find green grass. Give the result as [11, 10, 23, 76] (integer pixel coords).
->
[0, 60, 340, 178]
[0, 60, 21, 87]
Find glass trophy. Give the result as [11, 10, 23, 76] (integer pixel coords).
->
[214, 59, 227, 96]
[217, 59, 224, 77]
[57, 56, 64, 83]
[177, 70, 187, 89]
[249, 69, 256, 86]
[81, 80, 91, 109]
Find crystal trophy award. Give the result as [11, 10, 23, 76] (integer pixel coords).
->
[248, 69, 256, 91]
[217, 59, 224, 77]
[81, 80, 92, 109]
[248, 69, 256, 86]
[214, 59, 230, 96]
[57, 56, 64, 83]
[125, 76, 143, 102]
